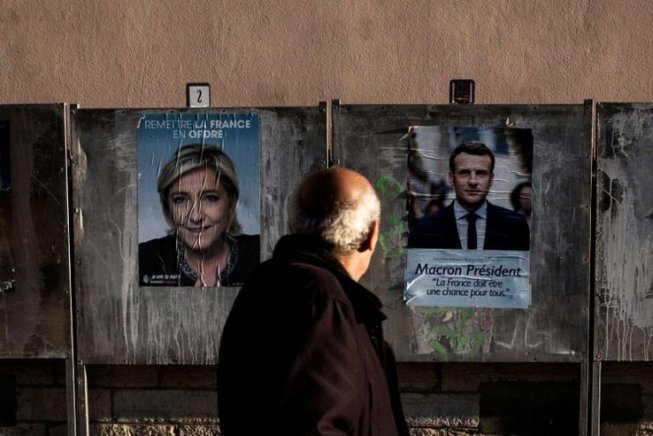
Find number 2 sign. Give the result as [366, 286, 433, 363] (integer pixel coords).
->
[186, 83, 211, 108]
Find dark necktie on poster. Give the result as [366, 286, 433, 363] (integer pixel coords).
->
[466, 213, 477, 249]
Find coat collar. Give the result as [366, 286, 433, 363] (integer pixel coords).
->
[273, 234, 387, 325]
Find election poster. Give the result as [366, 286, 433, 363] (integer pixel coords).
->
[137, 113, 260, 288]
[405, 126, 533, 308]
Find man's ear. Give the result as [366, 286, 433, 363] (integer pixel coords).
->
[448, 171, 454, 185]
[358, 220, 379, 253]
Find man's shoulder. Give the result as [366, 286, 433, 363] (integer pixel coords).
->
[245, 256, 349, 302]
[408, 204, 459, 248]
[486, 202, 528, 222]
[484, 202, 530, 250]
[415, 204, 454, 226]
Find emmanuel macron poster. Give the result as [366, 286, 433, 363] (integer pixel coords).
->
[405, 126, 532, 309]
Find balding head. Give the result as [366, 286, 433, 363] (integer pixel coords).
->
[288, 167, 381, 257]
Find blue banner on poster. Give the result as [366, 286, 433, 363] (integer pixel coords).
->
[405, 249, 530, 308]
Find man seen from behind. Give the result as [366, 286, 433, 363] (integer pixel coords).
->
[218, 167, 409, 436]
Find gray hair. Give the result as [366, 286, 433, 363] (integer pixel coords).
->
[287, 184, 381, 256]
[158, 144, 241, 236]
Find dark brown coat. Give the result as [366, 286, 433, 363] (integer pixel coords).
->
[218, 235, 408, 436]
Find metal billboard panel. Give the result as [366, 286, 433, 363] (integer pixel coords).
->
[595, 103, 653, 361]
[72, 107, 326, 364]
[0, 105, 70, 358]
[333, 103, 591, 362]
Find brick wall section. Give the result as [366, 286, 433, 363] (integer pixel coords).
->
[3, 360, 653, 434]
[601, 362, 653, 435]
[439, 362, 579, 392]
[0, 360, 67, 435]
[87, 365, 219, 435]
[16, 387, 67, 422]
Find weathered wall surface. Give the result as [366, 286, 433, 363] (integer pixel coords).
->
[0, 360, 68, 435]
[0, 0, 652, 107]
[2, 362, 653, 435]
[1, 1, 653, 435]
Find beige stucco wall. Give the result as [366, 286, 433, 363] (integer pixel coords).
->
[1, 0, 652, 108]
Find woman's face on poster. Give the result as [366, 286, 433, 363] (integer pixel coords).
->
[167, 167, 232, 252]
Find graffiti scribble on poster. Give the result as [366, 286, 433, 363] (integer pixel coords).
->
[405, 126, 533, 308]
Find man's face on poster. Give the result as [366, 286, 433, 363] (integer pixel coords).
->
[448, 152, 494, 211]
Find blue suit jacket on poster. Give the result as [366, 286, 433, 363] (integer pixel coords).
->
[408, 202, 530, 250]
